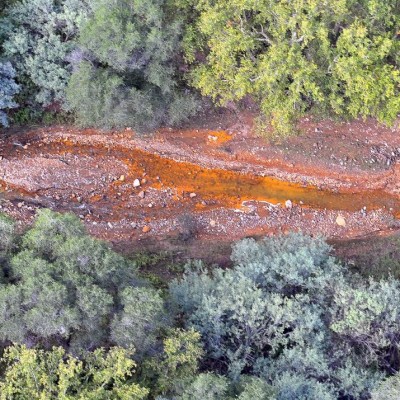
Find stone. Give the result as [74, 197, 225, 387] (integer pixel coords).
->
[141, 178, 147, 185]
[138, 191, 145, 199]
[336, 215, 346, 227]
[133, 179, 141, 187]
[210, 220, 216, 227]
[142, 225, 151, 233]
[285, 199, 292, 209]
[189, 192, 197, 198]
[17, 202, 24, 208]
[119, 175, 125, 182]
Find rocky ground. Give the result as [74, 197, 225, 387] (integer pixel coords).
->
[1, 111, 400, 264]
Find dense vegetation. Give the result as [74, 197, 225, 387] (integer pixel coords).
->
[0, 210, 399, 398]
[1, 0, 400, 133]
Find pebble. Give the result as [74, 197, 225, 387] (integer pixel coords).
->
[133, 179, 141, 187]
[189, 192, 197, 198]
[142, 225, 151, 233]
[141, 178, 147, 185]
[119, 175, 125, 182]
[285, 200, 292, 209]
[17, 202, 24, 208]
[107, 222, 113, 229]
[336, 215, 346, 227]
[148, 203, 153, 208]
[210, 220, 216, 227]
[138, 191, 145, 199]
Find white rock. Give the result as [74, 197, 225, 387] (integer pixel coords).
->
[285, 200, 292, 209]
[336, 215, 346, 227]
[133, 179, 141, 187]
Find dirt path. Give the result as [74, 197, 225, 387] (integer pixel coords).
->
[1, 114, 400, 262]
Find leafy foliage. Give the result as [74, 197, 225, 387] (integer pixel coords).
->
[0, 61, 19, 127]
[142, 328, 204, 397]
[0, 209, 169, 356]
[0, 345, 148, 400]
[180, 0, 400, 135]
[0, 0, 94, 108]
[170, 233, 392, 398]
[371, 372, 400, 400]
[111, 286, 170, 357]
[66, 0, 198, 131]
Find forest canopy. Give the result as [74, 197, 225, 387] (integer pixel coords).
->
[0, 211, 400, 398]
[1, 0, 400, 134]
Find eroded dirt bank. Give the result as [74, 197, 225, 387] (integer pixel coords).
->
[1, 115, 400, 262]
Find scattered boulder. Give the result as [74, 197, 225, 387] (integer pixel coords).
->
[119, 175, 125, 182]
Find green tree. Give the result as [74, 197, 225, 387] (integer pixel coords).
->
[111, 286, 170, 357]
[330, 279, 400, 371]
[371, 372, 400, 400]
[142, 328, 204, 397]
[66, 0, 198, 131]
[170, 233, 385, 398]
[0, 345, 149, 400]
[0, 0, 94, 108]
[0, 210, 167, 355]
[180, 0, 400, 135]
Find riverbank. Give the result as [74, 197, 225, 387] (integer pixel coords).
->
[1, 112, 400, 265]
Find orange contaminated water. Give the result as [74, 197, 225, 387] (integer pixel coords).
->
[125, 148, 400, 215]
[8, 138, 400, 218]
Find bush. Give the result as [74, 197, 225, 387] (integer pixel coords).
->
[66, 0, 198, 131]
[0, 61, 19, 127]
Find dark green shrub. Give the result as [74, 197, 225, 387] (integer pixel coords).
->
[0, 210, 169, 356]
[67, 0, 198, 131]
